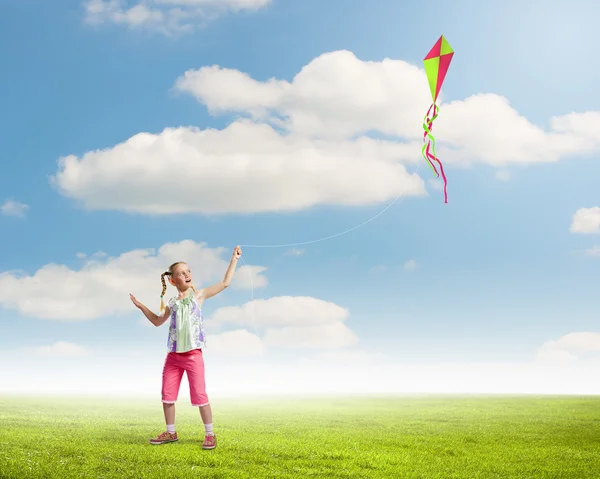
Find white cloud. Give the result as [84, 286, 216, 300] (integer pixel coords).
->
[174, 51, 430, 140]
[428, 178, 444, 191]
[0, 240, 267, 321]
[403, 259, 417, 271]
[264, 321, 358, 350]
[83, 0, 270, 34]
[29, 341, 90, 357]
[51, 50, 600, 216]
[1, 200, 29, 217]
[210, 295, 348, 328]
[537, 332, 600, 362]
[207, 329, 264, 357]
[85, 0, 163, 28]
[284, 248, 305, 256]
[175, 51, 600, 165]
[570, 207, 600, 234]
[75, 251, 107, 260]
[208, 296, 357, 350]
[51, 121, 425, 215]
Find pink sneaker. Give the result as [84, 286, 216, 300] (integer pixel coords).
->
[202, 434, 217, 450]
[149, 431, 178, 445]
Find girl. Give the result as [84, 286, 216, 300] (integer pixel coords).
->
[129, 245, 242, 450]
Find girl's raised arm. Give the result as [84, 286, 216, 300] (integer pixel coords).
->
[199, 246, 242, 300]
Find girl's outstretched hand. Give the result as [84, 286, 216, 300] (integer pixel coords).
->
[232, 246, 242, 260]
[129, 294, 143, 310]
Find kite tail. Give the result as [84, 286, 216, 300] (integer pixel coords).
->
[422, 103, 448, 203]
[425, 141, 448, 204]
[421, 104, 439, 176]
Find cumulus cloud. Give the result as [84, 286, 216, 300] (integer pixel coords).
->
[174, 52, 430, 140]
[51, 50, 600, 216]
[207, 296, 358, 350]
[175, 51, 600, 164]
[570, 207, 600, 234]
[428, 178, 445, 192]
[51, 121, 425, 215]
[537, 332, 600, 362]
[0, 240, 267, 321]
[207, 329, 264, 357]
[262, 321, 358, 349]
[1, 200, 29, 217]
[83, 0, 270, 34]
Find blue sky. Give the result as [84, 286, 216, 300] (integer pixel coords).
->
[1, 0, 599, 396]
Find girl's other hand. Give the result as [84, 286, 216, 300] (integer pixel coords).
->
[232, 246, 242, 259]
[129, 293, 143, 309]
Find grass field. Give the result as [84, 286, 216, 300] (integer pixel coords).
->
[1, 395, 599, 478]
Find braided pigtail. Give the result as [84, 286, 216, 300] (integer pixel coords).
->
[160, 271, 170, 312]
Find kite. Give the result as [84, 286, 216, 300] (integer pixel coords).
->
[422, 35, 454, 203]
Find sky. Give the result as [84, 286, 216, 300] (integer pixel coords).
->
[1, 0, 599, 397]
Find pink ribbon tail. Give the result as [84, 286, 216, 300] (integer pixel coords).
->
[422, 104, 439, 177]
[425, 142, 448, 204]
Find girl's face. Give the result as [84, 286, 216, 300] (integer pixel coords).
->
[169, 263, 193, 291]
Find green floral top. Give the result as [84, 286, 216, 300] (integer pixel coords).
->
[166, 290, 206, 353]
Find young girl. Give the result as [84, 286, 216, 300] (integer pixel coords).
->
[129, 245, 242, 450]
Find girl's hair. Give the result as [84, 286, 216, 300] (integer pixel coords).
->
[160, 262, 196, 312]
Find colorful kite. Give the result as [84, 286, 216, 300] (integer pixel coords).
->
[422, 35, 454, 203]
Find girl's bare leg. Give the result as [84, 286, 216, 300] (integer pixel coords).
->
[163, 403, 175, 425]
[199, 404, 212, 424]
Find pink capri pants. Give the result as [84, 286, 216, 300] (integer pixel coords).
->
[161, 348, 209, 407]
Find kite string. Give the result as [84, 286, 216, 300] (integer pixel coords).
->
[238, 256, 260, 340]
[235, 161, 422, 340]
[237, 163, 421, 250]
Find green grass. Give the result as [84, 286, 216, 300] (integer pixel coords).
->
[1, 395, 599, 478]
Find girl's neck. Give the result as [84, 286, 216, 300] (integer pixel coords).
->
[177, 287, 193, 299]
